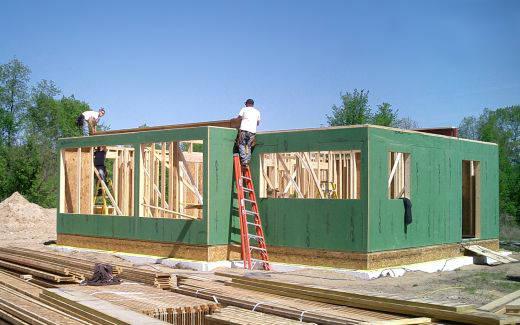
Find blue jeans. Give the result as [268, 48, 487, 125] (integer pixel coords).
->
[82, 120, 90, 136]
[238, 130, 255, 165]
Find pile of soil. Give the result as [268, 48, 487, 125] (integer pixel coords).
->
[0, 192, 56, 245]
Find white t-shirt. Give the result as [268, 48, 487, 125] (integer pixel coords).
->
[82, 111, 100, 121]
[238, 106, 261, 133]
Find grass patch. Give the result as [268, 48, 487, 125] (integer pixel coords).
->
[458, 271, 520, 295]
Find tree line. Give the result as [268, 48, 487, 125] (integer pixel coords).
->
[0, 58, 91, 207]
[328, 89, 519, 222]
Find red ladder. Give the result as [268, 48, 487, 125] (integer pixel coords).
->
[233, 154, 271, 270]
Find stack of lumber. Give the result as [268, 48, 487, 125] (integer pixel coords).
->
[0, 247, 81, 283]
[72, 282, 219, 324]
[0, 270, 108, 325]
[176, 275, 429, 324]
[0, 247, 175, 289]
[205, 306, 317, 325]
[214, 271, 520, 325]
[116, 266, 172, 289]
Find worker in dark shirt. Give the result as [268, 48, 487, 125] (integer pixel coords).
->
[94, 146, 108, 184]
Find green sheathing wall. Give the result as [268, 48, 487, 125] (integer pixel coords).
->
[367, 127, 499, 252]
[246, 127, 369, 252]
[56, 126, 234, 246]
[206, 127, 238, 245]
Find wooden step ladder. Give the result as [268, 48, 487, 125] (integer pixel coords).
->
[233, 154, 271, 271]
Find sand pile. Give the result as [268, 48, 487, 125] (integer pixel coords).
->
[0, 192, 56, 243]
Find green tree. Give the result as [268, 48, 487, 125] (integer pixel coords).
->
[394, 117, 419, 129]
[327, 89, 371, 126]
[459, 106, 520, 221]
[0, 58, 30, 147]
[0, 59, 31, 201]
[23, 91, 91, 206]
[372, 102, 398, 127]
[0, 58, 93, 207]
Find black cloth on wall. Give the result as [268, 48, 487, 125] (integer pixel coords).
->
[401, 197, 412, 226]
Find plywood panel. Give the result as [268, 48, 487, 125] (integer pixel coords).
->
[63, 148, 93, 214]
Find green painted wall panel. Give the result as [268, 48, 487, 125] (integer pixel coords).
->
[57, 126, 217, 245]
[56, 125, 498, 254]
[259, 199, 366, 251]
[207, 128, 238, 245]
[247, 127, 370, 252]
[58, 214, 208, 244]
[367, 127, 499, 252]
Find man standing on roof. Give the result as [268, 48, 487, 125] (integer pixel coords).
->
[236, 99, 260, 166]
[77, 107, 105, 136]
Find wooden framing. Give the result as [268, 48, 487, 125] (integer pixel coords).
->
[61, 147, 94, 214]
[62, 146, 134, 216]
[140, 140, 203, 219]
[60, 142, 203, 219]
[259, 150, 361, 199]
[388, 152, 411, 199]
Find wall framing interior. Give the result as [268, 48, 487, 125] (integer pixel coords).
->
[259, 151, 361, 199]
[138, 141, 204, 220]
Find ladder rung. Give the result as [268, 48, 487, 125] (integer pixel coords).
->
[243, 198, 256, 204]
[250, 246, 267, 252]
[248, 234, 264, 240]
[247, 222, 261, 227]
[242, 188, 253, 192]
[245, 210, 258, 215]
[241, 176, 252, 180]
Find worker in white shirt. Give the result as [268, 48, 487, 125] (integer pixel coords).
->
[236, 99, 260, 166]
[76, 108, 105, 136]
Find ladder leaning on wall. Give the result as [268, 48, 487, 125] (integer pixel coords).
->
[233, 154, 271, 271]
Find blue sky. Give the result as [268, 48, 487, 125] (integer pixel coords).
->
[1, 1, 519, 131]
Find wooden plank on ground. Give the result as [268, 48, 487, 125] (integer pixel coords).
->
[464, 245, 517, 264]
[505, 297, 520, 315]
[478, 290, 520, 313]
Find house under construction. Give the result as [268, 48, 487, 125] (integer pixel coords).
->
[56, 122, 499, 269]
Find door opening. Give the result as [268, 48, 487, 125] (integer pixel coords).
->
[462, 160, 480, 238]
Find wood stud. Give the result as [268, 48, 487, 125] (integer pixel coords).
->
[261, 151, 361, 199]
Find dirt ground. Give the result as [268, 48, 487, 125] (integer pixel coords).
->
[0, 192, 56, 247]
[1, 192, 519, 307]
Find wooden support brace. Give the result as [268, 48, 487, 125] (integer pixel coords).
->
[93, 168, 123, 216]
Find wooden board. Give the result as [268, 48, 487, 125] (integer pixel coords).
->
[464, 245, 517, 264]
[63, 148, 93, 214]
[205, 306, 316, 324]
[478, 290, 520, 313]
[96, 119, 239, 135]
